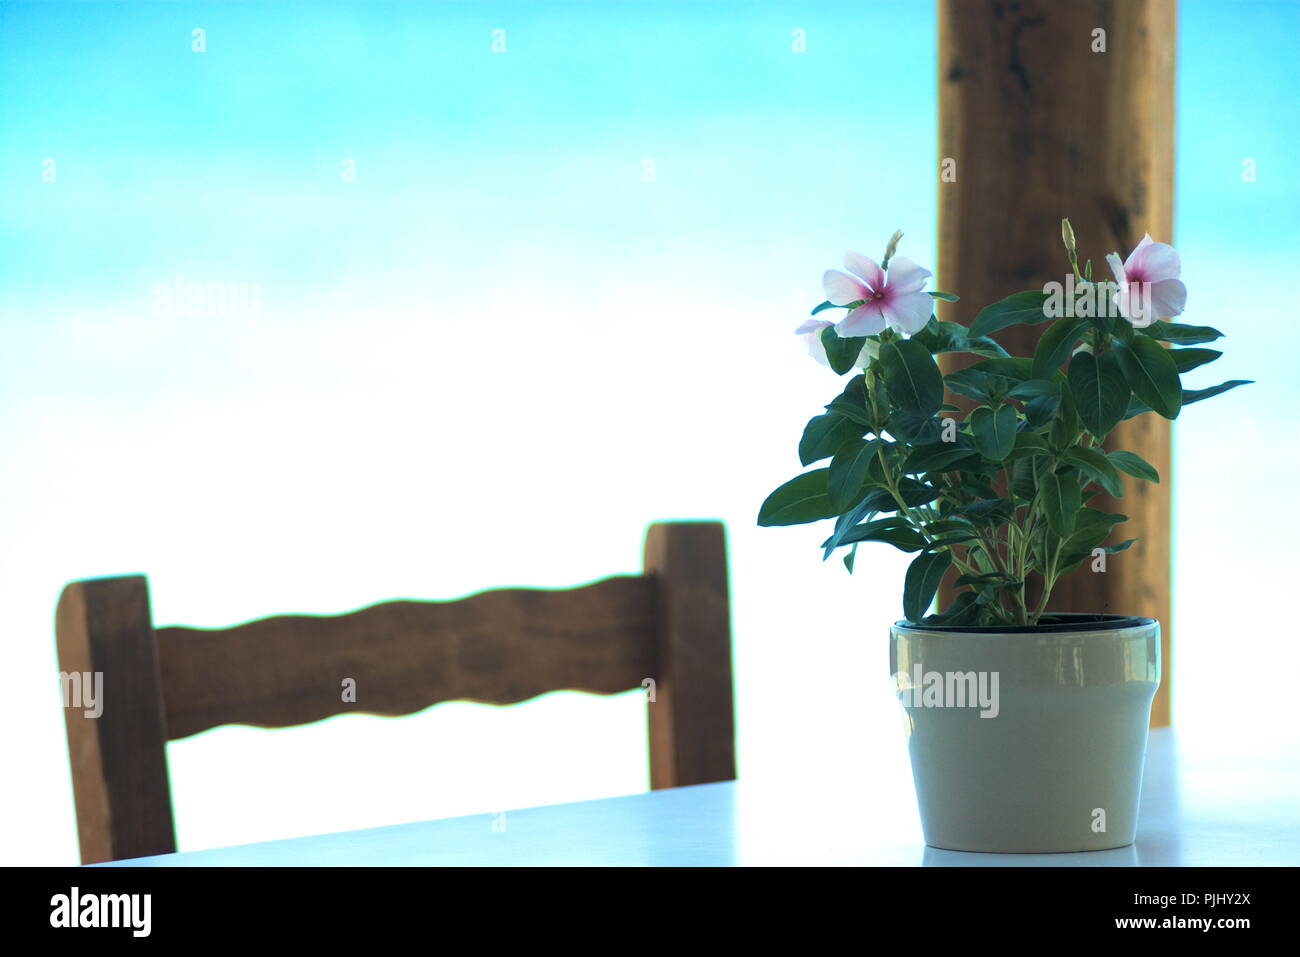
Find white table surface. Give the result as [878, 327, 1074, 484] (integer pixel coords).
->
[104, 728, 1300, 866]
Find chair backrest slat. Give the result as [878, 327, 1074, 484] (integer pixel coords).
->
[156, 577, 657, 740]
[56, 521, 733, 863]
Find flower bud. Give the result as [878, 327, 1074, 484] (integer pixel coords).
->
[1061, 218, 1080, 276]
[881, 230, 904, 269]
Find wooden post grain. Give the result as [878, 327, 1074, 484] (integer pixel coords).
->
[937, 0, 1176, 725]
[643, 522, 737, 788]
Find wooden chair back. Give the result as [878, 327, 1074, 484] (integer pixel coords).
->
[56, 521, 734, 863]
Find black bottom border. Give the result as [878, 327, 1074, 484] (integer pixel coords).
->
[10, 864, 1290, 942]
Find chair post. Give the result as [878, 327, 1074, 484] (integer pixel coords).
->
[642, 522, 736, 789]
[56, 575, 176, 863]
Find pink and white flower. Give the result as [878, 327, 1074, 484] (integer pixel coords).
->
[794, 318, 879, 368]
[822, 251, 934, 336]
[1106, 234, 1187, 328]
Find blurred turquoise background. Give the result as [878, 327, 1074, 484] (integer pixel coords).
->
[0, 0, 1295, 863]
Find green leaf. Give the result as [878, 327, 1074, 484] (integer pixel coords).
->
[843, 544, 857, 573]
[888, 411, 948, 445]
[822, 495, 883, 556]
[923, 590, 988, 626]
[954, 498, 1014, 525]
[823, 517, 926, 553]
[757, 469, 836, 527]
[1071, 509, 1128, 537]
[1061, 446, 1124, 498]
[1142, 321, 1224, 344]
[903, 549, 953, 623]
[825, 374, 873, 426]
[1122, 379, 1253, 419]
[943, 368, 994, 402]
[955, 571, 1020, 587]
[1120, 395, 1152, 420]
[820, 326, 869, 376]
[967, 357, 1035, 381]
[1006, 379, 1060, 402]
[1033, 316, 1089, 379]
[1067, 349, 1130, 438]
[1006, 430, 1050, 462]
[927, 291, 960, 302]
[798, 412, 866, 466]
[1011, 454, 1045, 502]
[1039, 470, 1082, 538]
[1115, 338, 1183, 419]
[968, 289, 1053, 338]
[904, 442, 979, 475]
[876, 479, 943, 510]
[960, 336, 1015, 359]
[948, 476, 998, 501]
[924, 517, 980, 539]
[1086, 313, 1116, 337]
[1107, 450, 1160, 484]
[910, 318, 1008, 358]
[1183, 379, 1252, 405]
[879, 339, 944, 417]
[810, 300, 839, 316]
[929, 530, 982, 549]
[1058, 525, 1133, 576]
[832, 481, 942, 533]
[1059, 509, 1129, 564]
[827, 439, 878, 510]
[866, 440, 895, 485]
[1169, 348, 1222, 374]
[1049, 385, 1080, 451]
[1023, 392, 1061, 431]
[969, 405, 1018, 461]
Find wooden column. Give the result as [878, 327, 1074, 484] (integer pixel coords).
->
[937, 0, 1176, 725]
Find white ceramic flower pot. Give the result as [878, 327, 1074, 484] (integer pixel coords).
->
[890, 614, 1160, 853]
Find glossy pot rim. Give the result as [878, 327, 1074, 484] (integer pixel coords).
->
[893, 612, 1157, 635]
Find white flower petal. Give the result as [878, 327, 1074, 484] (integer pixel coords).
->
[1124, 233, 1155, 272]
[823, 269, 870, 306]
[837, 302, 887, 337]
[1120, 282, 1155, 327]
[1105, 253, 1136, 320]
[882, 290, 933, 335]
[884, 255, 932, 295]
[1148, 277, 1187, 319]
[804, 332, 831, 365]
[843, 252, 884, 291]
[1130, 240, 1181, 283]
[795, 318, 832, 335]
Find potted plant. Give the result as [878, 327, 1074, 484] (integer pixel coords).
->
[759, 222, 1249, 853]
